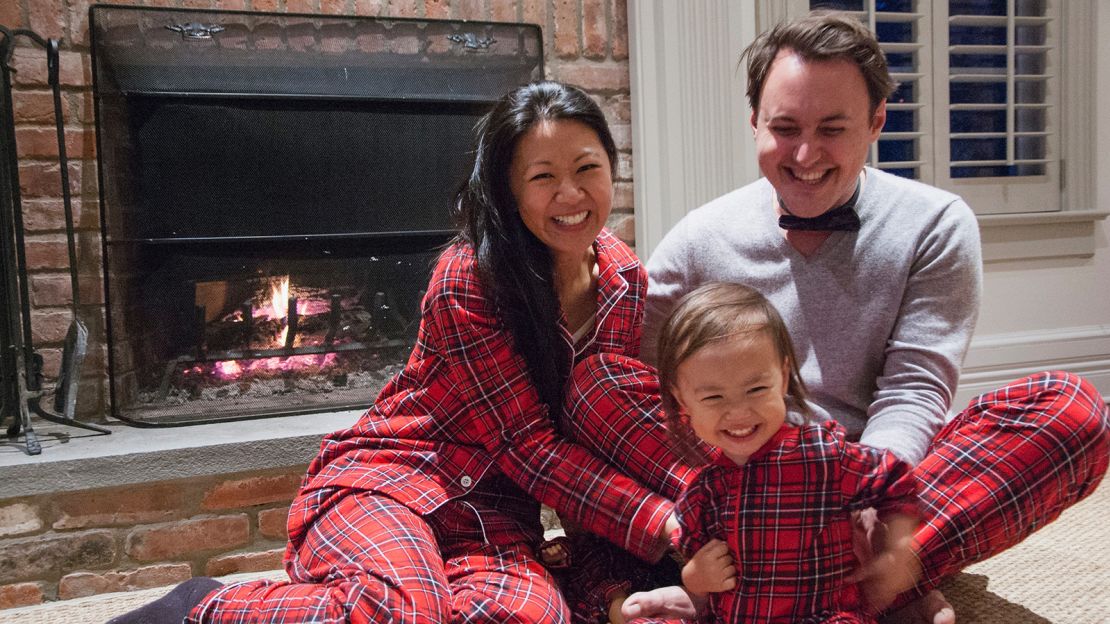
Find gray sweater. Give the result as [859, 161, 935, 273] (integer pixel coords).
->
[644, 168, 982, 465]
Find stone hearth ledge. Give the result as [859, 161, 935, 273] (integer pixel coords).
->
[0, 410, 364, 499]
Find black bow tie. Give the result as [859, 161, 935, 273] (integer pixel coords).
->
[777, 183, 861, 232]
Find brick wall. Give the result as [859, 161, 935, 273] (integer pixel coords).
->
[0, 465, 305, 608]
[1, 0, 635, 421]
[0, 0, 633, 609]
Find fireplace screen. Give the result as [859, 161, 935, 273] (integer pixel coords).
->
[90, 6, 542, 424]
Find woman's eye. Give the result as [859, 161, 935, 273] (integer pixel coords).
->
[578, 163, 601, 173]
[700, 394, 723, 403]
[529, 172, 554, 182]
[748, 386, 768, 394]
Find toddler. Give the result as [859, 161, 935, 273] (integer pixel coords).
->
[623, 282, 922, 623]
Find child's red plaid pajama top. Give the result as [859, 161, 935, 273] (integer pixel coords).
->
[188, 230, 686, 623]
[676, 422, 920, 623]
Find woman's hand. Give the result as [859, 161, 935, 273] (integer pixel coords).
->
[681, 539, 737, 598]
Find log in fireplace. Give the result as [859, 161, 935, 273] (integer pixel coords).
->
[90, 5, 542, 424]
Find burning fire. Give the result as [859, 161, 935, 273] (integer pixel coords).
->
[192, 275, 339, 382]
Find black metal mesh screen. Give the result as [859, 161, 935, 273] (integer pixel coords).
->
[90, 5, 542, 424]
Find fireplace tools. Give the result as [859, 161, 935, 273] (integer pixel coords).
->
[1, 27, 110, 454]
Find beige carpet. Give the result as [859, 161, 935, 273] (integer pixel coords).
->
[3, 483, 1108, 624]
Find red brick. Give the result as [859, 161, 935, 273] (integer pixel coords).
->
[58, 563, 193, 599]
[202, 472, 302, 510]
[30, 309, 73, 344]
[12, 90, 58, 124]
[28, 0, 66, 41]
[0, 503, 43, 538]
[286, 0, 316, 13]
[257, 507, 289, 540]
[126, 515, 251, 562]
[67, 0, 94, 46]
[14, 127, 95, 160]
[582, 0, 606, 60]
[603, 93, 632, 123]
[31, 274, 73, 308]
[10, 47, 86, 88]
[319, 0, 346, 14]
[76, 91, 95, 124]
[205, 548, 284, 576]
[54, 483, 191, 530]
[456, 0, 485, 21]
[182, 0, 218, 8]
[555, 62, 629, 92]
[490, 1, 516, 22]
[0, 0, 22, 30]
[390, 0, 421, 18]
[616, 151, 633, 181]
[38, 347, 63, 379]
[0, 531, 116, 581]
[425, 0, 450, 19]
[0, 583, 44, 609]
[552, 0, 578, 59]
[522, 0, 546, 29]
[607, 211, 634, 245]
[18, 161, 82, 199]
[19, 197, 94, 232]
[23, 234, 70, 270]
[613, 180, 633, 211]
[352, 0, 386, 16]
[252, 0, 280, 12]
[609, 122, 631, 150]
[216, 0, 250, 9]
[610, 0, 628, 60]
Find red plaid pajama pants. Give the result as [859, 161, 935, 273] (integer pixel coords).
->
[564, 355, 1110, 619]
[189, 476, 568, 623]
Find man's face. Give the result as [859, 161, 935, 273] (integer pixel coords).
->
[751, 49, 886, 218]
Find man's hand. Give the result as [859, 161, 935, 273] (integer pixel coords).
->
[621, 586, 701, 621]
[847, 512, 922, 612]
[682, 539, 737, 598]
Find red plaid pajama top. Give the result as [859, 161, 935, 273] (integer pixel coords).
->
[295, 229, 674, 561]
[678, 421, 920, 623]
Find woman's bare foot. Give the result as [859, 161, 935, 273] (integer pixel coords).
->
[918, 589, 955, 624]
[537, 536, 571, 569]
[621, 586, 700, 621]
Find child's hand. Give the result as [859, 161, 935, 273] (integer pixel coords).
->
[681, 538, 737, 597]
[847, 513, 921, 612]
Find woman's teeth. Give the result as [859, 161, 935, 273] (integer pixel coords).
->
[553, 211, 588, 225]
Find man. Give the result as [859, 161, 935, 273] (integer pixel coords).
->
[639, 11, 1108, 624]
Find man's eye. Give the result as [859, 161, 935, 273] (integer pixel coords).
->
[821, 127, 845, 136]
[771, 127, 799, 137]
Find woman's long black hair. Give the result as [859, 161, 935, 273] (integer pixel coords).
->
[452, 81, 618, 415]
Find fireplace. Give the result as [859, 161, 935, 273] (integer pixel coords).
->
[89, 5, 543, 424]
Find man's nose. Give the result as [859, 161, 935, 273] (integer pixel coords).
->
[794, 138, 822, 167]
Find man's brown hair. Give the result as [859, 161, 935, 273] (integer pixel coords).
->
[741, 10, 897, 115]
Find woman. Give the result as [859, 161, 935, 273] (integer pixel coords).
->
[108, 81, 691, 624]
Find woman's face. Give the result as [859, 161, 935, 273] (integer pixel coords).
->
[509, 119, 613, 262]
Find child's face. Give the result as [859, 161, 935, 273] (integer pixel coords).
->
[672, 331, 790, 466]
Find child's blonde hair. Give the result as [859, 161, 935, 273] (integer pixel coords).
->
[656, 282, 812, 464]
